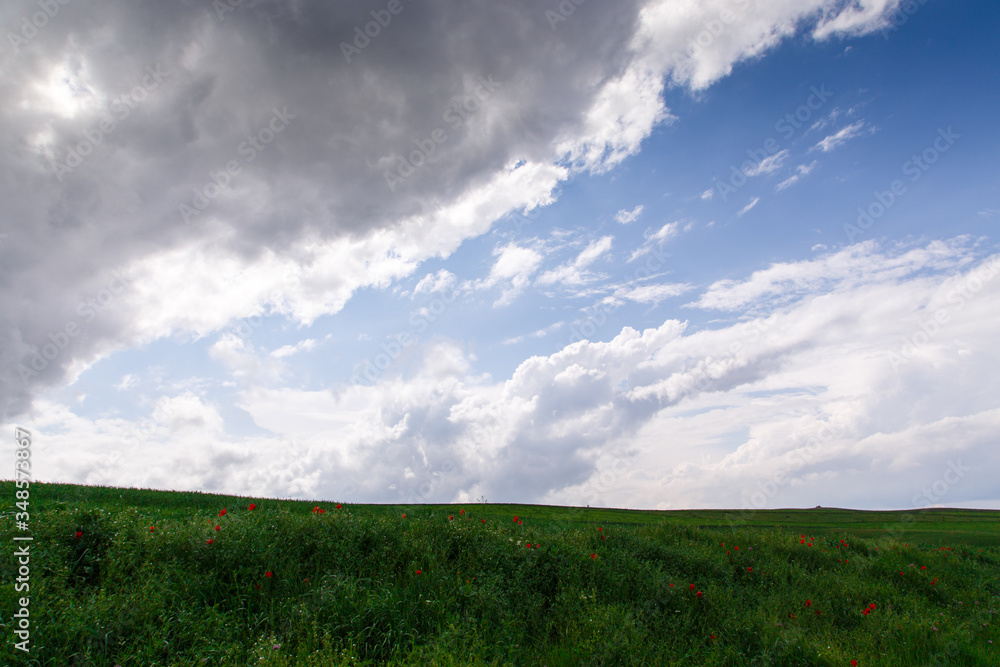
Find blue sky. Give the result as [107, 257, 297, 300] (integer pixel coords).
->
[3, 0, 999, 510]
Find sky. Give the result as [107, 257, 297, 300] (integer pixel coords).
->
[2, 0, 999, 511]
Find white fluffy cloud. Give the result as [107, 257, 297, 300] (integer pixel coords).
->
[22, 239, 1000, 511]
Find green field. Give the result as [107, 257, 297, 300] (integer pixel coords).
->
[2, 482, 998, 665]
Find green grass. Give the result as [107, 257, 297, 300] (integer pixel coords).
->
[2, 482, 999, 666]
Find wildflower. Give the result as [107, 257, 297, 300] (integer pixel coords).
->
[313, 506, 319, 513]
[481, 519, 486, 523]
[669, 583, 674, 587]
[801, 539, 805, 544]
[735, 546, 739, 551]
[75, 531, 82, 539]
[815, 610, 821, 615]
[851, 661, 858, 666]
[402, 513, 407, 518]
[206, 539, 214, 544]
[863, 609, 870, 616]
[747, 567, 753, 572]
[449, 515, 453, 520]
[149, 526, 156, 532]
[273, 644, 280, 650]
[789, 613, 795, 618]
[416, 569, 422, 575]
[518, 520, 522, 525]
[696, 591, 704, 598]
[215, 525, 221, 531]
[514, 516, 519, 522]
[921, 566, 926, 570]
[591, 553, 597, 559]
[265, 571, 272, 578]
[219, 509, 227, 517]
[526, 543, 531, 549]
[337, 504, 342, 509]
[690, 584, 695, 590]
[318, 508, 325, 514]
[805, 600, 811, 607]
[460, 509, 465, 514]
[869, 603, 876, 610]
[249, 503, 256, 511]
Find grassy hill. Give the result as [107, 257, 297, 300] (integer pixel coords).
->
[2, 481, 998, 665]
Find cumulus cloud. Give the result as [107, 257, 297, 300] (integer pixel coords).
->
[1, 0, 906, 420]
[22, 239, 1000, 512]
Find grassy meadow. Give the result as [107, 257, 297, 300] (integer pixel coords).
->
[2, 482, 998, 665]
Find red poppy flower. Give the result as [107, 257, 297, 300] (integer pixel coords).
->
[318, 508, 325, 514]
[788, 613, 795, 618]
[734, 546, 739, 551]
[599, 527, 603, 532]
[219, 509, 227, 516]
[851, 661, 858, 666]
[526, 543, 532, 549]
[689, 584, 695, 590]
[591, 553, 597, 559]
[416, 569, 422, 575]
[862, 609, 870, 616]
[75, 531, 83, 539]
[265, 571, 272, 578]
[815, 610, 821, 616]
[449, 515, 453, 520]
[460, 509, 465, 514]
[535, 543, 540, 548]
[313, 506, 319, 513]
[513, 516, 518, 522]
[249, 503, 256, 511]
[921, 566, 926, 570]
[206, 538, 214, 544]
[149, 526, 156, 532]
[337, 504, 342, 509]
[402, 513, 407, 518]
[747, 567, 753, 572]
[518, 520, 522, 525]
[805, 600, 811, 607]
[801, 539, 805, 544]
[696, 591, 703, 598]
[481, 519, 485, 523]
[669, 583, 674, 587]
[869, 603, 876, 609]
[214, 525, 221, 531]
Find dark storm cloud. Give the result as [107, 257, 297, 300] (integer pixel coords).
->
[0, 0, 644, 419]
